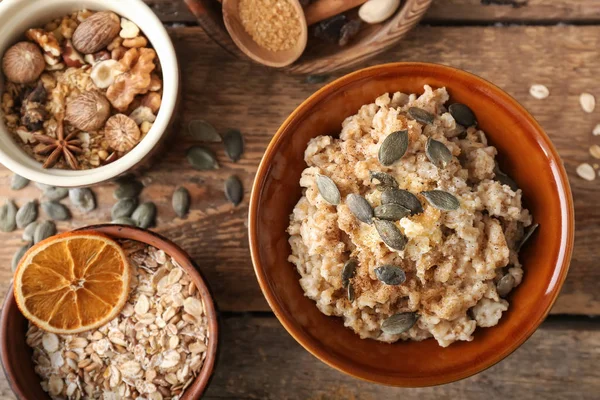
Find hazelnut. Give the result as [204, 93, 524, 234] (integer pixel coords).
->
[72, 11, 120, 54]
[65, 91, 111, 131]
[1, 42, 45, 84]
[104, 114, 141, 152]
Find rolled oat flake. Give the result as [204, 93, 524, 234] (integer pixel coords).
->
[529, 84, 550, 100]
[576, 163, 595, 181]
[381, 312, 418, 335]
[580, 92, 596, 113]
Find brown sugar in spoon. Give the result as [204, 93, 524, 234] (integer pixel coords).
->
[222, 0, 368, 68]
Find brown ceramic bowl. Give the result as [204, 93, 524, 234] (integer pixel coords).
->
[0, 224, 218, 399]
[248, 62, 574, 386]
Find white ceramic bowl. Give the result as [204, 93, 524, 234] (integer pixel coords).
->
[0, 0, 179, 187]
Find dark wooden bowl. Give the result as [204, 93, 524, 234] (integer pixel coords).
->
[184, 0, 433, 74]
[0, 225, 219, 399]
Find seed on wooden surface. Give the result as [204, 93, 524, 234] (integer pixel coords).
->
[593, 124, 600, 136]
[408, 107, 434, 125]
[374, 265, 406, 285]
[223, 129, 244, 162]
[316, 174, 340, 205]
[42, 201, 71, 221]
[378, 130, 408, 166]
[34, 182, 51, 191]
[12, 244, 31, 272]
[0, 200, 17, 232]
[69, 188, 96, 213]
[34, 220, 56, 244]
[132, 202, 156, 229]
[589, 145, 600, 159]
[172, 187, 190, 218]
[10, 174, 30, 190]
[111, 198, 138, 220]
[114, 179, 143, 199]
[576, 163, 595, 181]
[529, 84, 549, 99]
[381, 312, 418, 335]
[425, 137, 452, 168]
[494, 164, 519, 191]
[187, 146, 219, 170]
[305, 74, 329, 84]
[580, 92, 596, 113]
[369, 171, 398, 190]
[496, 274, 515, 298]
[381, 188, 423, 215]
[374, 219, 407, 251]
[449, 103, 477, 127]
[23, 221, 39, 242]
[374, 203, 410, 221]
[519, 223, 539, 251]
[188, 120, 222, 142]
[346, 194, 374, 224]
[225, 175, 243, 206]
[111, 217, 136, 226]
[16, 201, 37, 229]
[341, 259, 357, 288]
[42, 186, 69, 201]
[347, 283, 355, 302]
[421, 190, 460, 211]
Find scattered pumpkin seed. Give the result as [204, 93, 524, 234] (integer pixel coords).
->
[33, 220, 56, 244]
[225, 175, 244, 206]
[494, 164, 519, 191]
[496, 274, 515, 298]
[187, 146, 219, 170]
[12, 244, 31, 272]
[316, 174, 340, 205]
[223, 129, 244, 162]
[421, 190, 460, 211]
[132, 202, 156, 229]
[305, 75, 329, 84]
[408, 107, 435, 125]
[10, 174, 29, 190]
[111, 217, 136, 226]
[378, 130, 409, 166]
[23, 221, 39, 242]
[425, 137, 452, 168]
[111, 198, 138, 220]
[16, 201, 37, 229]
[347, 283, 355, 302]
[34, 182, 51, 191]
[42, 201, 71, 221]
[42, 186, 68, 201]
[188, 120, 222, 142]
[374, 265, 406, 285]
[518, 223, 539, 250]
[381, 312, 418, 335]
[342, 259, 357, 288]
[381, 188, 423, 215]
[114, 179, 143, 199]
[172, 187, 191, 218]
[0, 200, 17, 232]
[449, 103, 477, 127]
[69, 188, 96, 213]
[374, 219, 407, 251]
[374, 203, 410, 221]
[346, 194, 374, 224]
[369, 171, 398, 191]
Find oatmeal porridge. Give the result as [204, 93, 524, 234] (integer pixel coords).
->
[287, 85, 535, 347]
[26, 241, 209, 399]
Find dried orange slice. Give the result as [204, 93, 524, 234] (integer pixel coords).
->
[13, 231, 130, 334]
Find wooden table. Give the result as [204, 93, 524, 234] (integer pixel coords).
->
[1, 1, 599, 398]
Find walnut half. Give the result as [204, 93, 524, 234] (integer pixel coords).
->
[106, 48, 156, 112]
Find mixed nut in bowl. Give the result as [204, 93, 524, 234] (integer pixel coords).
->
[248, 63, 574, 386]
[0, 224, 218, 399]
[0, 0, 179, 187]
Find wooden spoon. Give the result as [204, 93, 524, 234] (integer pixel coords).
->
[222, 0, 368, 68]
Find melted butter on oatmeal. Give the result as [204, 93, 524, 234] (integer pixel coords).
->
[288, 85, 532, 347]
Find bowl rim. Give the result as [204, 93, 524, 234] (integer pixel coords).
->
[0, 0, 179, 187]
[248, 62, 575, 387]
[0, 224, 219, 399]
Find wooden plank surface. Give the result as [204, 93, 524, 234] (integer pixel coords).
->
[144, 0, 600, 24]
[1, 25, 600, 314]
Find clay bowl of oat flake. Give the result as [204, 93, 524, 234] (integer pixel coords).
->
[249, 62, 574, 386]
[0, 224, 218, 399]
[0, 0, 179, 187]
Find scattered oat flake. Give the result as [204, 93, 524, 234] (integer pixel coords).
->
[580, 93, 596, 113]
[577, 163, 595, 181]
[593, 124, 600, 136]
[529, 84, 549, 99]
[589, 145, 600, 159]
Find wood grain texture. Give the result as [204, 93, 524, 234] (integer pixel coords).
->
[144, 0, 599, 24]
[1, 25, 600, 315]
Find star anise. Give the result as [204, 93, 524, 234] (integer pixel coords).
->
[33, 115, 82, 169]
